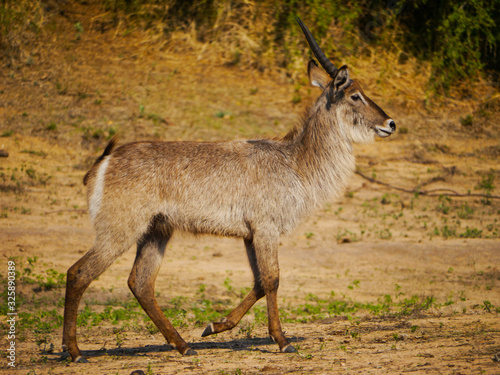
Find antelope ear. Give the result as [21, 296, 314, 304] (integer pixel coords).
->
[333, 65, 350, 92]
[308, 60, 331, 89]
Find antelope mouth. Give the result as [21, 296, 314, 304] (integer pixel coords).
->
[375, 120, 396, 138]
[375, 126, 394, 137]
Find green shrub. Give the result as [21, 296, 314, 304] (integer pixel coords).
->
[2, 0, 498, 92]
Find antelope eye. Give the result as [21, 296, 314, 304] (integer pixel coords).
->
[351, 94, 361, 101]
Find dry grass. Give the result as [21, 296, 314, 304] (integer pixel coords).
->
[0, 3, 499, 374]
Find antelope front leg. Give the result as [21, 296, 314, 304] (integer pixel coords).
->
[253, 230, 296, 353]
[202, 288, 264, 337]
[202, 239, 265, 337]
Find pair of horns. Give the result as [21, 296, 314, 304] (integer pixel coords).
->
[296, 17, 337, 78]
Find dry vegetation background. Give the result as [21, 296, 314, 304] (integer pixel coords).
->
[0, 0, 499, 374]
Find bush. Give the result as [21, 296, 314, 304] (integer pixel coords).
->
[2, 0, 499, 92]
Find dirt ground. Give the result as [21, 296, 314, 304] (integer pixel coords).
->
[1, 2, 499, 374]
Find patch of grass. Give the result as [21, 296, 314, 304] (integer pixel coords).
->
[398, 295, 437, 316]
[436, 195, 451, 214]
[292, 93, 301, 104]
[457, 204, 474, 219]
[378, 228, 392, 240]
[336, 229, 360, 243]
[460, 114, 473, 127]
[74, 21, 83, 40]
[472, 300, 499, 313]
[20, 149, 47, 157]
[460, 227, 482, 238]
[381, 194, 391, 205]
[304, 232, 314, 239]
[22, 263, 66, 291]
[347, 280, 360, 290]
[25, 166, 36, 179]
[77, 305, 141, 327]
[434, 225, 456, 239]
[284, 292, 443, 322]
[1, 130, 13, 137]
[19, 309, 64, 334]
[476, 171, 495, 205]
[46, 122, 57, 131]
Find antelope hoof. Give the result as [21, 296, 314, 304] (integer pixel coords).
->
[183, 348, 198, 356]
[75, 356, 89, 363]
[282, 344, 297, 353]
[201, 323, 214, 337]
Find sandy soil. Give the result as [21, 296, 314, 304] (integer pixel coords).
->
[0, 1, 499, 374]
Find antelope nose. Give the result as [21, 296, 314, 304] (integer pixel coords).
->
[389, 120, 396, 131]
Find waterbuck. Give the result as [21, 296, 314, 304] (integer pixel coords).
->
[62, 18, 395, 362]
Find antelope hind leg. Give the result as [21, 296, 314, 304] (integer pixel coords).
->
[62, 240, 131, 362]
[128, 232, 196, 356]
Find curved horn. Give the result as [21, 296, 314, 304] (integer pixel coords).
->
[296, 17, 337, 78]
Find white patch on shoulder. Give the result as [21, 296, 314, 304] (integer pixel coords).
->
[88, 156, 110, 225]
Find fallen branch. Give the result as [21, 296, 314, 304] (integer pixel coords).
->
[355, 171, 500, 200]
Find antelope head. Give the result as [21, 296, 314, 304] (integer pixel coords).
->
[297, 18, 396, 143]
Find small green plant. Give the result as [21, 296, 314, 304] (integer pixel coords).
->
[379, 228, 392, 240]
[481, 300, 493, 313]
[460, 114, 473, 127]
[238, 323, 254, 338]
[436, 195, 451, 214]
[347, 280, 360, 290]
[381, 194, 391, 205]
[457, 204, 474, 219]
[114, 330, 125, 348]
[26, 167, 36, 179]
[336, 229, 359, 243]
[436, 225, 456, 239]
[46, 122, 57, 131]
[145, 321, 159, 335]
[74, 22, 84, 40]
[223, 277, 233, 293]
[460, 227, 482, 238]
[476, 172, 495, 205]
[1, 130, 13, 137]
[292, 93, 301, 104]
